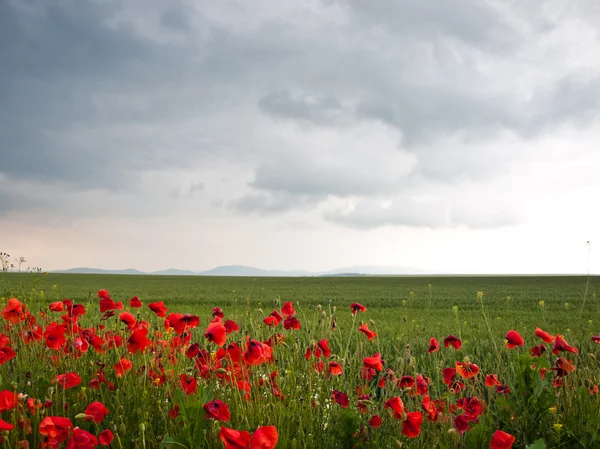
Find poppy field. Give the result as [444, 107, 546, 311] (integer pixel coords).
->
[0, 273, 599, 448]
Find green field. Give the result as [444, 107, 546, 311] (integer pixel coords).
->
[1, 272, 599, 448]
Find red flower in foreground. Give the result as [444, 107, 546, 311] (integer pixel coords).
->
[328, 361, 343, 376]
[99, 429, 114, 446]
[332, 390, 349, 408]
[535, 327, 555, 343]
[53, 372, 82, 389]
[485, 374, 501, 387]
[281, 302, 295, 317]
[363, 353, 383, 372]
[455, 361, 480, 379]
[530, 344, 547, 357]
[39, 416, 73, 446]
[205, 321, 227, 347]
[148, 301, 168, 318]
[84, 401, 109, 423]
[220, 426, 251, 449]
[127, 329, 150, 353]
[2, 298, 26, 323]
[204, 400, 231, 422]
[129, 296, 142, 308]
[49, 301, 65, 312]
[444, 335, 462, 350]
[66, 428, 97, 449]
[0, 419, 13, 431]
[251, 426, 278, 449]
[114, 358, 133, 377]
[490, 430, 515, 449]
[553, 334, 578, 355]
[358, 323, 377, 341]
[283, 316, 301, 330]
[369, 415, 382, 428]
[428, 337, 439, 353]
[385, 396, 404, 419]
[592, 334, 600, 344]
[402, 411, 423, 438]
[119, 312, 136, 330]
[350, 303, 367, 314]
[224, 319, 239, 334]
[505, 330, 524, 348]
[0, 390, 17, 411]
[180, 374, 198, 396]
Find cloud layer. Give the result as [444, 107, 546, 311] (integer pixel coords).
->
[2, 0, 600, 272]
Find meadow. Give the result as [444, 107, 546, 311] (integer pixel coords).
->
[0, 272, 598, 448]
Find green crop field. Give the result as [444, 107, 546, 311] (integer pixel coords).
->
[0, 272, 599, 448]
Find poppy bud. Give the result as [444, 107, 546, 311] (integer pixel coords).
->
[75, 413, 89, 420]
[215, 368, 227, 374]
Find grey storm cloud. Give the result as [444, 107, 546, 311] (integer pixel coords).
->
[1, 0, 600, 229]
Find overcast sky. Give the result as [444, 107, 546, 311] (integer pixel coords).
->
[2, 0, 600, 274]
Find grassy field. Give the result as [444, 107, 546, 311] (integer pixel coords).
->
[0, 272, 599, 448]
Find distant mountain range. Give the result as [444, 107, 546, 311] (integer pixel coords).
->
[53, 264, 432, 277]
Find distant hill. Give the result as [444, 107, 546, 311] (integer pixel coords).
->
[52, 264, 431, 276]
[198, 265, 312, 277]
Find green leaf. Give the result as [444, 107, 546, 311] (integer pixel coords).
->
[526, 439, 547, 449]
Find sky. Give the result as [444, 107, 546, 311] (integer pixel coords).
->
[1, 0, 600, 274]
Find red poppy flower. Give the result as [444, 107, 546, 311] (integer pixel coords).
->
[416, 374, 429, 395]
[99, 429, 114, 446]
[530, 344, 546, 357]
[49, 301, 65, 312]
[358, 323, 377, 341]
[244, 339, 272, 365]
[251, 426, 278, 449]
[421, 395, 440, 422]
[350, 303, 367, 314]
[84, 402, 109, 423]
[505, 330, 524, 348]
[129, 296, 142, 308]
[490, 430, 515, 449]
[592, 334, 600, 344]
[369, 414, 382, 428]
[2, 298, 26, 323]
[496, 385, 511, 394]
[0, 391, 17, 411]
[220, 426, 251, 449]
[398, 375, 415, 389]
[148, 301, 168, 318]
[224, 320, 239, 334]
[485, 374, 501, 387]
[553, 334, 578, 355]
[180, 374, 198, 395]
[363, 353, 383, 372]
[402, 411, 423, 438]
[169, 405, 180, 419]
[114, 358, 133, 377]
[328, 361, 343, 376]
[552, 357, 575, 377]
[99, 297, 118, 313]
[21, 325, 43, 344]
[127, 328, 150, 353]
[119, 312, 136, 330]
[331, 390, 349, 408]
[535, 327, 554, 343]
[263, 316, 279, 326]
[205, 321, 227, 347]
[53, 372, 82, 389]
[283, 316, 300, 330]
[443, 335, 462, 350]
[66, 428, 98, 449]
[384, 396, 404, 419]
[44, 324, 67, 350]
[455, 361, 480, 379]
[281, 302, 295, 317]
[453, 414, 469, 434]
[317, 339, 331, 357]
[39, 416, 73, 446]
[0, 419, 13, 431]
[203, 400, 231, 422]
[428, 337, 439, 353]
